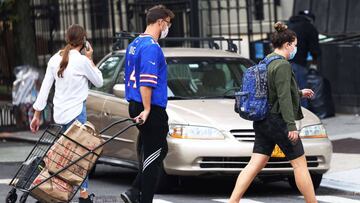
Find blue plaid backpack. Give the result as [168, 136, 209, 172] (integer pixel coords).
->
[235, 56, 282, 121]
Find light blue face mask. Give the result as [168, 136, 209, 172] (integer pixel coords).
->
[289, 46, 297, 60]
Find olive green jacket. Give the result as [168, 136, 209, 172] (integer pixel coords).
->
[267, 53, 304, 131]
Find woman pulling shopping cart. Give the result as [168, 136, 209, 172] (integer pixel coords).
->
[29, 24, 103, 203]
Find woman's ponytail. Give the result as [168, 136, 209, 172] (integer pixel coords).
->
[58, 44, 72, 78]
[57, 24, 86, 78]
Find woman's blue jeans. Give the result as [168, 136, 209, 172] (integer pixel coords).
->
[60, 102, 89, 191]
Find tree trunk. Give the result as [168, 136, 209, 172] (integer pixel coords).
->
[13, 0, 38, 67]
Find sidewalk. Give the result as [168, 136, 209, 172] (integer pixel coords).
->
[322, 113, 360, 141]
[1, 114, 360, 194]
[320, 114, 360, 194]
[0, 129, 43, 143]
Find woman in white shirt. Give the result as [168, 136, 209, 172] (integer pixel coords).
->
[30, 24, 103, 203]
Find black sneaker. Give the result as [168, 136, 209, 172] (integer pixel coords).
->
[79, 193, 95, 203]
[120, 189, 140, 203]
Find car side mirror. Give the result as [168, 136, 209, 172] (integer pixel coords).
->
[113, 84, 126, 98]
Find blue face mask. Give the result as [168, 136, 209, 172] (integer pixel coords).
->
[289, 46, 297, 60]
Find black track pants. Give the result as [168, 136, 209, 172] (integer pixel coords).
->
[128, 101, 169, 203]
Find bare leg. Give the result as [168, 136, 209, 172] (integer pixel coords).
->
[290, 155, 317, 203]
[229, 153, 270, 203]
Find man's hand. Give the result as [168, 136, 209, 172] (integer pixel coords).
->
[134, 110, 150, 124]
[288, 130, 299, 142]
[137, 86, 152, 125]
[301, 88, 315, 99]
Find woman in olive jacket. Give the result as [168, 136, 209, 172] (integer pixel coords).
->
[229, 22, 316, 203]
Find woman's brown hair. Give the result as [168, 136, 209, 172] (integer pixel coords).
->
[58, 24, 87, 78]
[271, 22, 297, 49]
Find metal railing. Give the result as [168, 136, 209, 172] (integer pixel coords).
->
[112, 31, 242, 53]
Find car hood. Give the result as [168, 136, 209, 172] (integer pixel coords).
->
[167, 99, 321, 132]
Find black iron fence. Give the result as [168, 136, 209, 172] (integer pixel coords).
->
[199, 0, 278, 38]
[1, 0, 280, 73]
[198, 0, 278, 61]
[31, 0, 126, 65]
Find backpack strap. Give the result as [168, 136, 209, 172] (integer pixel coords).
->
[260, 55, 283, 66]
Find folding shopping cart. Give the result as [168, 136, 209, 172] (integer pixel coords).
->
[6, 118, 139, 203]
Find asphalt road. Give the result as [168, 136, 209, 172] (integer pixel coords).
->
[0, 140, 359, 203]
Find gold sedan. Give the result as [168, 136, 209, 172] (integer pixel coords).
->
[87, 48, 332, 192]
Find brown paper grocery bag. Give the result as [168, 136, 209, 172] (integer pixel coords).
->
[31, 169, 73, 202]
[45, 121, 104, 185]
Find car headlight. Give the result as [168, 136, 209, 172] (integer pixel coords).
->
[299, 124, 327, 138]
[169, 125, 225, 140]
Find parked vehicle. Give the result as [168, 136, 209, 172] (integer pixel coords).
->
[87, 47, 332, 192]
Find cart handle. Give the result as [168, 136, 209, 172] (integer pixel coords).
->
[99, 118, 142, 134]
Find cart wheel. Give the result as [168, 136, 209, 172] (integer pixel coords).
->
[5, 188, 17, 203]
[19, 193, 28, 203]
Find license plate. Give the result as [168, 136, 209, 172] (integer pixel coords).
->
[271, 145, 285, 158]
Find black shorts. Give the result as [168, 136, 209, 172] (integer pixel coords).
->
[253, 114, 304, 160]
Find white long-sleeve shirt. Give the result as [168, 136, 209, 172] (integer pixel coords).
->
[33, 50, 103, 124]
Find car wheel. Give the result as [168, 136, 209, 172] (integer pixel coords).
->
[89, 163, 97, 178]
[310, 173, 323, 190]
[288, 173, 323, 191]
[155, 164, 178, 194]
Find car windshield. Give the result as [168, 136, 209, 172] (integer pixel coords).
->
[166, 57, 253, 99]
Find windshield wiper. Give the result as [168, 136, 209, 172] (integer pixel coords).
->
[196, 88, 239, 99]
[223, 87, 241, 96]
[168, 95, 235, 100]
[199, 95, 235, 99]
[223, 95, 235, 99]
[168, 96, 192, 100]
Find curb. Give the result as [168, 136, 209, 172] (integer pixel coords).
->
[1, 136, 39, 143]
[321, 178, 360, 195]
[0, 132, 42, 144]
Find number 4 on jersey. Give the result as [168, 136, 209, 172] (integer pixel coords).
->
[128, 69, 137, 88]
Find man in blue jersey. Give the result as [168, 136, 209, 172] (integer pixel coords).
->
[121, 5, 174, 203]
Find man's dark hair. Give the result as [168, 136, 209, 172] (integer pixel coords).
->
[298, 10, 315, 22]
[146, 5, 175, 25]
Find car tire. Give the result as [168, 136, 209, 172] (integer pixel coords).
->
[89, 163, 97, 178]
[288, 173, 323, 191]
[155, 164, 178, 194]
[310, 173, 323, 190]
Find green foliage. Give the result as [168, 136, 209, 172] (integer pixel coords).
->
[0, 0, 16, 21]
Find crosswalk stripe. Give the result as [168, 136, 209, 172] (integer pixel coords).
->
[0, 179, 12, 185]
[317, 196, 360, 203]
[213, 199, 263, 203]
[153, 199, 173, 203]
[300, 195, 360, 203]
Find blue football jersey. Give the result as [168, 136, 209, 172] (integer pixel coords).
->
[124, 35, 168, 108]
